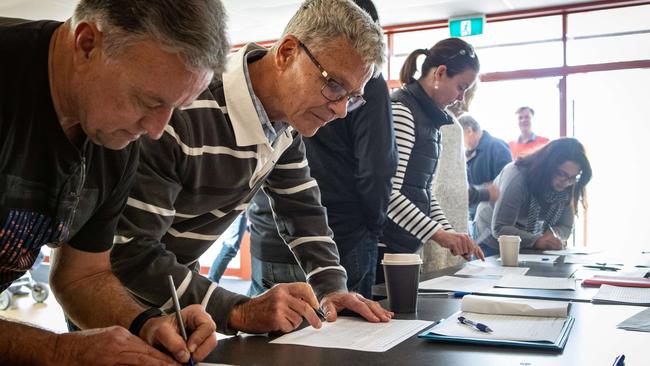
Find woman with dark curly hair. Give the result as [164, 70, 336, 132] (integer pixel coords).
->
[475, 138, 592, 256]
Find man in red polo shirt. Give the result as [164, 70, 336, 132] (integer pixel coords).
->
[509, 106, 549, 159]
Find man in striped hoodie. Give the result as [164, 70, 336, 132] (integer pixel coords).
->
[112, 0, 392, 336]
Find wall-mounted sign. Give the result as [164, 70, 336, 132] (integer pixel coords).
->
[449, 15, 485, 37]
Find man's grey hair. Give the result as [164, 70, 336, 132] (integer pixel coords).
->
[459, 115, 482, 132]
[276, 0, 385, 76]
[72, 0, 229, 74]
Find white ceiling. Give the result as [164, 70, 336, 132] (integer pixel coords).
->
[0, 0, 595, 45]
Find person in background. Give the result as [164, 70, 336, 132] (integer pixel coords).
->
[509, 106, 549, 159]
[0, 0, 228, 364]
[460, 114, 512, 221]
[207, 212, 248, 283]
[112, 0, 393, 337]
[247, 0, 397, 299]
[378, 37, 485, 284]
[475, 138, 592, 256]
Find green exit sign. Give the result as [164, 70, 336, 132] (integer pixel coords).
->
[449, 15, 485, 37]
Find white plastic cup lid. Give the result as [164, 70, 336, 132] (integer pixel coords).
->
[381, 253, 423, 265]
[498, 235, 521, 243]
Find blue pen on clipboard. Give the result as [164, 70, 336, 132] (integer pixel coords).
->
[458, 316, 493, 333]
[612, 354, 625, 366]
[167, 275, 195, 366]
[419, 291, 471, 298]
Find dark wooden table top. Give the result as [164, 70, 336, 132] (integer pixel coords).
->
[205, 297, 647, 366]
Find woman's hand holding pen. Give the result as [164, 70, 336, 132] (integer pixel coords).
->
[140, 304, 217, 363]
[432, 230, 485, 261]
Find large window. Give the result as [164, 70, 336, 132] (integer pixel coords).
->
[470, 16, 563, 73]
[568, 68, 650, 253]
[385, 3, 650, 250]
[567, 5, 650, 65]
[470, 77, 561, 143]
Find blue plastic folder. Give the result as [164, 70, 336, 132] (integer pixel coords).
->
[418, 316, 575, 350]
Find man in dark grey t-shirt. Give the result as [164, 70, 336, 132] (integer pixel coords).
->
[0, 1, 227, 364]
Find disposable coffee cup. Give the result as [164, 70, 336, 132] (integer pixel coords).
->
[499, 235, 521, 266]
[382, 253, 422, 313]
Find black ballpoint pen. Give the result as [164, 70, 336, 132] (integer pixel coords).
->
[261, 278, 327, 321]
[168, 275, 196, 366]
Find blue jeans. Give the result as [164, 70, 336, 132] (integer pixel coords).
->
[208, 213, 247, 283]
[339, 238, 378, 299]
[249, 238, 378, 299]
[479, 243, 500, 257]
[248, 256, 307, 296]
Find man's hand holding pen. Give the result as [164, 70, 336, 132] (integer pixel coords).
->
[139, 304, 217, 364]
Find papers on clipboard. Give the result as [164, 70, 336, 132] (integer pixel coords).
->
[418, 295, 574, 349]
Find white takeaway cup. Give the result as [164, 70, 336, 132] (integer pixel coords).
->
[499, 235, 521, 266]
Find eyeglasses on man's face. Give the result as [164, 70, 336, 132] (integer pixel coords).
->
[298, 41, 366, 112]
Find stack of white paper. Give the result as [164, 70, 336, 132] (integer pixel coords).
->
[496, 274, 576, 290]
[461, 295, 570, 317]
[592, 285, 650, 305]
[455, 264, 529, 277]
[418, 276, 498, 292]
[270, 317, 432, 352]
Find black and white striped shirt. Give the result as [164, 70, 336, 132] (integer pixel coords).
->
[385, 102, 452, 245]
[111, 44, 347, 335]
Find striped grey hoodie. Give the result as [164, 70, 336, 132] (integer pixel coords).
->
[111, 44, 347, 335]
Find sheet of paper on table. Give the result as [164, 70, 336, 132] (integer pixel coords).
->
[499, 254, 559, 263]
[592, 284, 650, 305]
[454, 264, 529, 277]
[618, 307, 650, 332]
[270, 317, 432, 352]
[419, 275, 498, 292]
[543, 247, 604, 255]
[496, 274, 576, 290]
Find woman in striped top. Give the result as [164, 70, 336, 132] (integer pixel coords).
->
[379, 38, 485, 265]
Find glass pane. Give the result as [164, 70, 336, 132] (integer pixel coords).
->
[381, 34, 389, 78]
[468, 77, 561, 144]
[470, 16, 562, 46]
[568, 69, 650, 254]
[567, 32, 650, 65]
[389, 16, 563, 76]
[388, 55, 407, 83]
[392, 28, 450, 56]
[478, 42, 564, 73]
[567, 5, 650, 65]
[568, 4, 650, 37]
